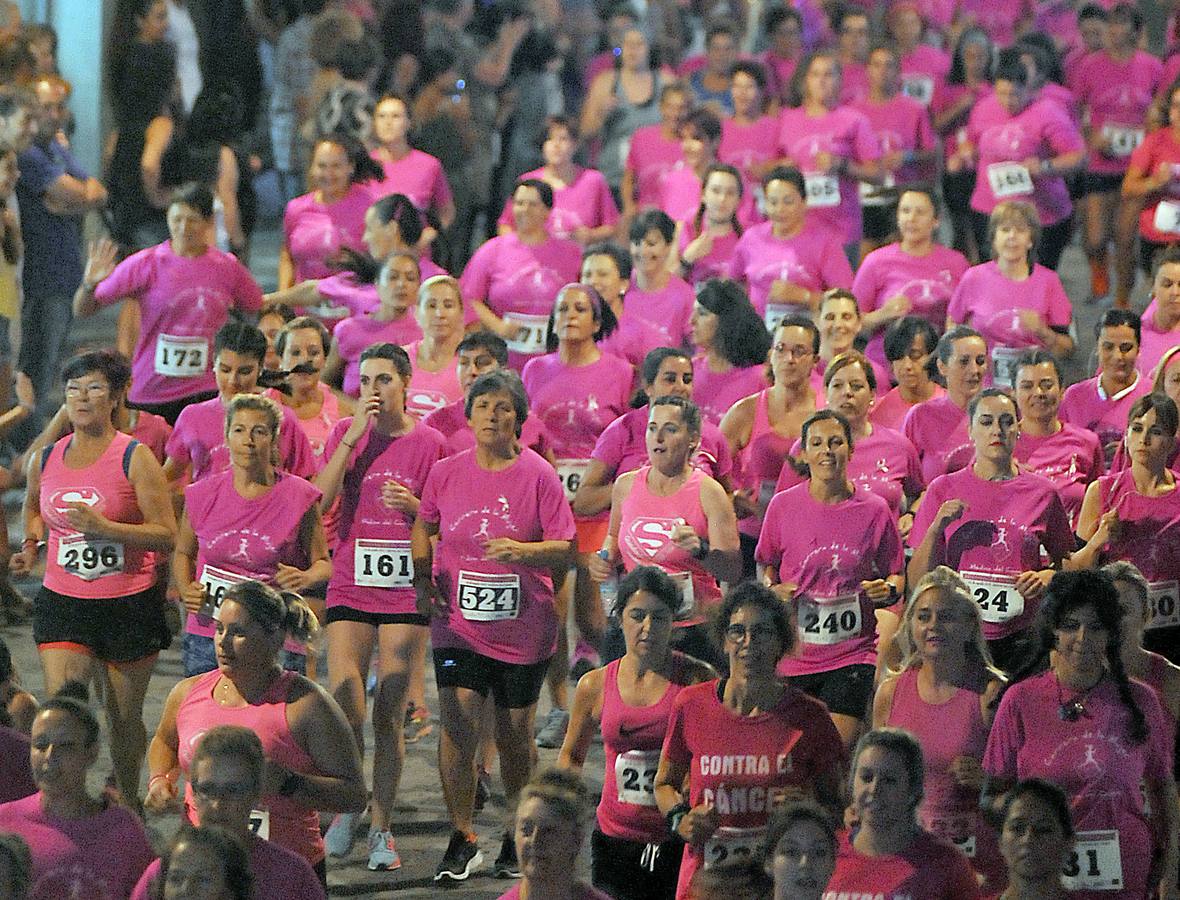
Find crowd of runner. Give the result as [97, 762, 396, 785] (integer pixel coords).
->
[1, 0, 1180, 897]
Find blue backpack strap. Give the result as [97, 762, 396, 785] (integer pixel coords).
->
[123, 439, 141, 479]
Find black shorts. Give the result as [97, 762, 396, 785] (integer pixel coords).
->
[790, 663, 875, 719]
[34, 583, 171, 663]
[591, 828, 683, 900]
[862, 200, 899, 242]
[130, 390, 218, 427]
[325, 606, 428, 628]
[1081, 170, 1124, 196]
[433, 647, 551, 708]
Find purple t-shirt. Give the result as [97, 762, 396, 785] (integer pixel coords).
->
[283, 183, 374, 282]
[0, 793, 154, 900]
[591, 405, 733, 481]
[370, 147, 452, 213]
[418, 447, 577, 664]
[853, 242, 968, 370]
[131, 834, 325, 900]
[1071, 50, 1162, 175]
[776, 104, 881, 243]
[1013, 423, 1105, 529]
[909, 468, 1072, 640]
[729, 221, 853, 319]
[333, 312, 423, 396]
[625, 124, 683, 206]
[901, 394, 973, 484]
[166, 396, 317, 482]
[757, 483, 903, 675]
[496, 166, 619, 241]
[16, 138, 87, 297]
[94, 242, 263, 404]
[1058, 374, 1152, 466]
[691, 355, 769, 426]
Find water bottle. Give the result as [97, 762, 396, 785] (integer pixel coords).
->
[597, 549, 618, 619]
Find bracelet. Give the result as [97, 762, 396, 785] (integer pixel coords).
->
[666, 801, 691, 838]
[341, 440, 356, 449]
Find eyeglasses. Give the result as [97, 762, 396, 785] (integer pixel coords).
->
[773, 345, 814, 359]
[190, 780, 254, 800]
[724, 623, 779, 643]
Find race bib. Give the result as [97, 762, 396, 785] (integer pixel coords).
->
[991, 345, 1023, 388]
[1153, 200, 1180, 235]
[504, 313, 550, 356]
[900, 74, 934, 105]
[456, 570, 521, 621]
[1062, 830, 1123, 891]
[198, 564, 249, 620]
[614, 749, 659, 806]
[56, 538, 124, 581]
[247, 809, 270, 840]
[1147, 580, 1180, 630]
[554, 458, 591, 504]
[353, 539, 413, 589]
[704, 826, 765, 869]
[960, 570, 1024, 624]
[798, 593, 861, 645]
[987, 162, 1033, 199]
[1102, 124, 1144, 158]
[764, 303, 795, 336]
[670, 570, 695, 618]
[804, 174, 840, 208]
[154, 334, 209, 378]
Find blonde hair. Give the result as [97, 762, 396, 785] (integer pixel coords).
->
[223, 580, 320, 646]
[1152, 345, 1180, 394]
[223, 393, 282, 441]
[890, 566, 1004, 679]
[418, 274, 463, 308]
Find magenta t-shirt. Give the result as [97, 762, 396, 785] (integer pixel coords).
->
[662, 681, 845, 899]
[0, 793, 154, 900]
[1013, 423, 1104, 528]
[851, 93, 936, 185]
[522, 352, 634, 460]
[931, 82, 992, 157]
[826, 828, 980, 900]
[93, 242, 263, 404]
[756, 483, 903, 675]
[131, 834, 325, 900]
[729, 221, 853, 318]
[908, 468, 1073, 640]
[677, 220, 740, 284]
[1072, 50, 1162, 175]
[691, 356, 769, 426]
[1134, 304, 1180, 378]
[719, 115, 780, 184]
[1128, 128, 1180, 244]
[496, 166, 619, 241]
[901, 394, 973, 483]
[625, 124, 684, 206]
[1096, 467, 1180, 590]
[839, 62, 869, 106]
[660, 163, 758, 230]
[333, 312, 423, 396]
[967, 94, 1084, 224]
[853, 242, 968, 369]
[166, 396, 317, 482]
[898, 45, 950, 108]
[984, 670, 1172, 900]
[617, 275, 696, 349]
[958, 0, 1032, 46]
[418, 447, 577, 665]
[283, 183, 374, 282]
[421, 400, 551, 459]
[1059, 374, 1152, 466]
[776, 104, 881, 243]
[370, 147, 452, 213]
[591, 405, 733, 482]
[325, 418, 444, 616]
[313, 273, 379, 321]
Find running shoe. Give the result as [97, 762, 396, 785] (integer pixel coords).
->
[324, 811, 359, 858]
[434, 830, 483, 882]
[367, 830, 402, 871]
[534, 707, 569, 749]
[403, 703, 434, 743]
[493, 830, 521, 878]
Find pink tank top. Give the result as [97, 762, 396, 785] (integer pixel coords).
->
[176, 670, 322, 865]
[886, 668, 1004, 891]
[618, 467, 721, 623]
[266, 383, 341, 462]
[40, 432, 155, 598]
[739, 389, 799, 537]
[598, 654, 689, 843]
[404, 340, 463, 420]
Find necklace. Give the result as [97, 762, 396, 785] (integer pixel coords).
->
[1055, 670, 1104, 722]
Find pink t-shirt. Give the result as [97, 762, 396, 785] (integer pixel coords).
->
[719, 115, 779, 184]
[840, 61, 870, 105]
[421, 400, 551, 459]
[1013, 423, 1105, 529]
[625, 124, 684, 206]
[404, 341, 463, 420]
[729, 221, 853, 318]
[959, 0, 1033, 46]
[617, 275, 696, 349]
[283, 183, 374, 282]
[131, 410, 172, 463]
[901, 394, 973, 483]
[691, 356, 769, 426]
[947, 261, 1071, 380]
[324, 418, 444, 616]
[660, 163, 760, 229]
[265, 383, 343, 463]
[756, 483, 903, 675]
[870, 384, 945, 432]
[418, 447, 577, 664]
[1135, 305, 1180, 378]
[931, 82, 992, 157]
[522, 352, 634, 460]
[93, 242, 263, 404]
[496, 166, 620, 241]
[459, 232, 582, 368]
[166, 396, 317, 482]
[662, 681, 845, 900]
[967, 94, 1084, 224]
[776, 425, 923, 515]
[851, 93, 936, 186]
[1058, 374, 1152, 466]
[677, 220, 740, 284]
[776, 104, 881, 243]
[853, 242, 969, 369]
[1128, 128, 1180, 244]
[370, 147, 452, 213]
[897, 45, 951, 108]
[908, 468, 1073, 640]
[760, 51, 799, 105]
[1072, 50, 1162, 175]
[984, 670, 1172, 900]
[333, 312, 423, 396]
[0, 793, 155, 900]
[826, 828, 981, 900]
[183, 468, 321, 639]
[313, 273, 379, 322]
[131, 834, 325, 900]
[592, 405, 733, 482]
